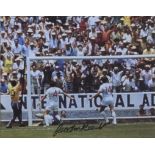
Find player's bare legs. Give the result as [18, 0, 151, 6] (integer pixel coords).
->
[99, 105, 109, 124]
[53, 111, 61, 123]
[109, 104, 117, 125]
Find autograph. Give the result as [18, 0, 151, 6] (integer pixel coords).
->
[53, 121, 108, 136]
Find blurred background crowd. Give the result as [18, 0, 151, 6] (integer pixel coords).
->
[0, 16, 155, 94]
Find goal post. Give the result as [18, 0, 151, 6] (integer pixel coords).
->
[26, 54, 155, 126]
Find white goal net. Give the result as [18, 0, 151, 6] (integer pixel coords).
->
[27, 55, 155, 126]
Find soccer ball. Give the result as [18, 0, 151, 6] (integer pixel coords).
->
[35, 113, 44, 119]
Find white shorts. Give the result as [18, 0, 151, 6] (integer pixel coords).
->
[101, 97, 114, 106]
[45, 102, 58, 112]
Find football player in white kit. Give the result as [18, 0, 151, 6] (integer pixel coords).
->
[90, 76, 117, 125]
[40, 81, 74, 127]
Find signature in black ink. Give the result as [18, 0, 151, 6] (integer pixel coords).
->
[53, 121, 107, 137]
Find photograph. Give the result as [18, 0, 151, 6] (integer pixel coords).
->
[0, 16, 155, 138]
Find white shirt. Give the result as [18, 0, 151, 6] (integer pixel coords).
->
[139, 29, 148, 38]
[98, 83, 113, 98]
[12, 61, 24, 70]
[142, 70, 152, 85]
[87, 42, 92, 55]
[30, 70, 43, 87]
[116, 47, 127, 55]
[50, 38, 58, 48]
[81, 64, 87, 73]
[122, 33, 132, 43]
[45, 87, 63, 104]
[151, 67, 155, 74]
[124, 59, 137, 70]
[88, 16, 99, 27]
[3, 50, 14, 58]
[60, 38, 68, 49]
[111, 71, 123, 86]
[10, 16, 15, 27]
[29, 47, 38, 58]
[0, 60, 3, 68]
[88, 16, 95, 27]
[123, 79, 136, 91]
[147, 35, 155, 44]
[89, 31, 97, 39]
[12, 44, 22, 55]
[45, 29, 50, 42]
[30, 70, 41, 79]
[77, 49, 84, 56]
[66, 37, 76, 45]
[148, 79, 155, 89]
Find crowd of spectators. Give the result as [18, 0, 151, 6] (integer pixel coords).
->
[0, 16, 155, 94]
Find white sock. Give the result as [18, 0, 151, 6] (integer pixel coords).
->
[44, 115, 49, 126]
[111, 110, 117, 124]
[100, 111, 109, 123]
[44, 114, 54, 126]
[55, 114, 61, 121]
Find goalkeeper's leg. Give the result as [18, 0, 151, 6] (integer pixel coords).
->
[51, 104, 62, 124]
[53, 111, 61, 124]
[44, 114, 54, 127]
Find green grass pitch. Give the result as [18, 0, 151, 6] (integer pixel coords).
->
[0, 122, 155, 138]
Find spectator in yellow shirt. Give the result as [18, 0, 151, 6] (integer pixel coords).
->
[3, 55, 13, 74]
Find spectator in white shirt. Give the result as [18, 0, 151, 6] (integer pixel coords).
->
[0, 31, 7, 46]
[12, 39, 22, 55]
[59, 33, 67, 49]
[122, 74, 136, 92]
[142, 65, 152, 89]
[49, 32, 58, 51]
[122, 29, 132, 43]
[147, 31, 155, 45]
[30, 65, 42, 94]
[28, 42, 38, 57]
[88, 16, 97, 28]
[12, 57, 24, 71]
[139, 25, 148, 39]
[89, 27, 97, 39]
[148, 75, 155, 91]
[3, 46, 14, 58]
[77, 44, 84, 56]
[110, 67, 123, 92]
[115, 42, 127, 55]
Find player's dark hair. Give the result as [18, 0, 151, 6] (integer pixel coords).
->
[100, 76, 109, 83]
[11, 80, 17, 87]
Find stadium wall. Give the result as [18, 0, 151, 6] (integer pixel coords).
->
[0, 92, 155, 121]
